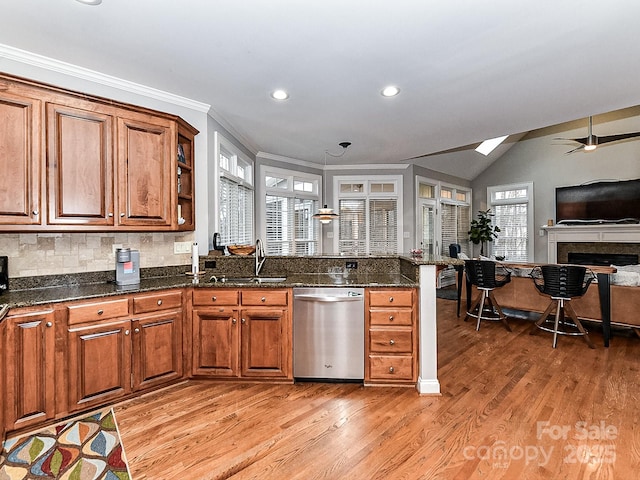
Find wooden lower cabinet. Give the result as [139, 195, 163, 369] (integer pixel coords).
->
[4, 309, 56, 431]
[365, 288, 418, 386]
[192, 288, 292, 381]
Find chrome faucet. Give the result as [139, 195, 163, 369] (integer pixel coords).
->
[255, 239, 266, 276]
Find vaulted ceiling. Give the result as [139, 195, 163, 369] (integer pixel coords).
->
[2, 0, 640, 179]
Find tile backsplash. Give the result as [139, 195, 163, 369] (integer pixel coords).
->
[0, 232, 195, 278]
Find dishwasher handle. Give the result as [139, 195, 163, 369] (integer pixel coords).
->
[294, 294, 363, 303]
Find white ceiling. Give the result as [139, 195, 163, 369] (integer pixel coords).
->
[2, 0, 640, 179]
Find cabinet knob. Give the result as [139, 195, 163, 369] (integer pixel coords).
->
[389, 339, 395, 345]
[46, 321, 53, 328]
[211, 296, 217, 302]
[32, 210, 39, 216]
[108, 213, 113, 217]
[157, 299, 163, 306]
[232, 318, 237, 324]
[124, 329, 130, 336]
[134, 328, 140, 333]
[120, 213, 125, 217]
[241, 318, 246, 324]
[261, 297, 266, 303]
[97, 309, 104, 315]
[389, 297, 394, 303]
[389, 366, 395, 373]
[389, 315, 394, 321]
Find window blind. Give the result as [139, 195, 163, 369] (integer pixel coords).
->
[220, 176, 254, 245]
[339, 199, 366, 254]
[369, 199, 397, 254]
[265, 195, 318, 255]
[493, 203, 528, 262]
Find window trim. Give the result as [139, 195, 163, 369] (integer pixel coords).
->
[487, 181, 534, 261]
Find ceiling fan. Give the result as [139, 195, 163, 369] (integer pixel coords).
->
[559, 116, 640, 154]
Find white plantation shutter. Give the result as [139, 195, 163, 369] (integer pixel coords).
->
[265, 195, 318, 255]
[265, 194, 290, 255]
[294, 198, 318, 255]
[440, 203, 471, 256]
[339, 199, 366, 254]
[493, 203, 528, 261]
[369, 199, 397, 254]
[456, 204, 471, 255]
[219, 176, 253, 245]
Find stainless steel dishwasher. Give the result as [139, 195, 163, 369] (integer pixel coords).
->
[293, 287, 365, 381]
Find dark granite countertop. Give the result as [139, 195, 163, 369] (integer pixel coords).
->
[0, 272, 417, 309]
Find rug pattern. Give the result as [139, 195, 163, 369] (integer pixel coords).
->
[0, 408, 131, 480]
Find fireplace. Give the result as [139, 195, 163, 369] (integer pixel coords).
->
[567, 252, 638, 266]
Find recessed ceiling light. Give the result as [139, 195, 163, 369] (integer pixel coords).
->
[381, 86, 400, 97]
[271, 89, 289, 100]
[475, 135, 508, 156]
[76, 0, 102, 4]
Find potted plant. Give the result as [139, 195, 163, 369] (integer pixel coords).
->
[469, 209, 500, 256]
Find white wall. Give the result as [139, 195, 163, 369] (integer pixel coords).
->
[472, 107, 640, 262]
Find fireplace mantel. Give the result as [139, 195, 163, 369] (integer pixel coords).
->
[544, 224, 640, 262]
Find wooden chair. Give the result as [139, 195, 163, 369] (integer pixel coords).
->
[464, 260, 512, 331]
[529, 265, 595, 348]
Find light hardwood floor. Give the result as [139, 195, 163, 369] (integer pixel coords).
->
[115, 299, 640, 479]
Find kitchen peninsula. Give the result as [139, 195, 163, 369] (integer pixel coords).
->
[0, 253, 460, 441]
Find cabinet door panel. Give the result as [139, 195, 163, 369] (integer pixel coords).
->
[241, 308, 289, 378]
[192, 308, 239, 377]
[68, 320, 131, 411]
[117, 115, 174, 227]
[0, 92, 42, 225]
[132, 310, 183, 391]
[46, 103, 114, 225]
[4, 310, 55, 430]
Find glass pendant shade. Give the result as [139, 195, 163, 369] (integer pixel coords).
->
[313, 205, 338, 224]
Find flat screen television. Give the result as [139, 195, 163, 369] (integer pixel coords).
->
[555, 179, 640, 224]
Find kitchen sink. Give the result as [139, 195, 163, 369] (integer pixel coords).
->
[210, 276, 287, 284]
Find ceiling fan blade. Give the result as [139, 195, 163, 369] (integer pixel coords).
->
[596, 132, 640, 144]
[554, 136, 588, 145]
[565, 145, 585, 154]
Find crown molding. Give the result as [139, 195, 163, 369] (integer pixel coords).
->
[0, 43, 210, 113]
[208, 105, 258, 155]
[256, 151, 320, 169]
[326, 163, 410, 171]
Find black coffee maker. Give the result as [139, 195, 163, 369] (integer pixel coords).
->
[0, 256, 8, 294]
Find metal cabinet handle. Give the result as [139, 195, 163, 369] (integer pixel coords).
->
[211, 296, 217, 302]
[389, 339, 395, 345]
[232, 318, 237, 324]
[241, 318, 246, 324]
[389, 315, 394, 321]
[32, 210, 39, 216]
[157, 299, 163, 306]
[124, 329, 130, 336]
[389, 296, 394, 303]
[97, 309, 104, 315]
[134, 328, 140, 333]
[261, 297, 266, 303]
[46, 321, 53, 328]
[389, 366, 395, 373]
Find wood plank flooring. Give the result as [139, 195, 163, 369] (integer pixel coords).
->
[114, 299, 640, 479]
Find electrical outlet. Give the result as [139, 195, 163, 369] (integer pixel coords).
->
[346, 261, 358, 269]
[204, 260, 217, 269]
[173, 241, 192, 254]
[112, 244, 123, 255]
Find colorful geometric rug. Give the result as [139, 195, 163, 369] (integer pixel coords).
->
[0, 408, 131, 480]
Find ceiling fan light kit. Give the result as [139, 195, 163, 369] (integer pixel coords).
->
[560, 115, 640, 154]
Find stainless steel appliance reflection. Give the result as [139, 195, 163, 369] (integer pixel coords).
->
[293, 287, 364, 381]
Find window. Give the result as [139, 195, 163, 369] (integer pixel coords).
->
[336, 177, 402, 254]
[216, 132, 254, 245]
[261, 167, 320, 255]
[488, 182, 534, 262]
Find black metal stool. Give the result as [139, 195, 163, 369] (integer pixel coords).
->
[464, 260, 512, 331]
[529, 265, 595, 349]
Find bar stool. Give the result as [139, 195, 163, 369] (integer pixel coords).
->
[529, 265, 595, 349]
[464, 260, 512, 332]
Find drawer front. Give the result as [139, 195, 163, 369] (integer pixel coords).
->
[369, 308, 413, 326]
[192, 289, 239, 306]
[369, 355, 414, 381]
[369, 329, 413, 353]
[133, 290, 182, 314]
[67, 298, 129, 325]
[369, 290, 414, 307]
[241, 289, 288, 306]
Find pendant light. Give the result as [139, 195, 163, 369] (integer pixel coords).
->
[313, 142, 351, 223]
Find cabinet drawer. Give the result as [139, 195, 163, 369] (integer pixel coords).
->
[133, 290, 182, 314]
[67, 298, 129, 325]
[192, 289, 239, 306]
[369, 355, 414, 381]
[241, 289, 288, 306]
[369, 329, 413, 353]
[369, 308, 413, 326]
[369, 290, 414, 307]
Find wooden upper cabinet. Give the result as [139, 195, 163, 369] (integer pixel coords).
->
[46, 103, 114, 226]
[116, 114, 175, 228]
[0, 89, 43, 226]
